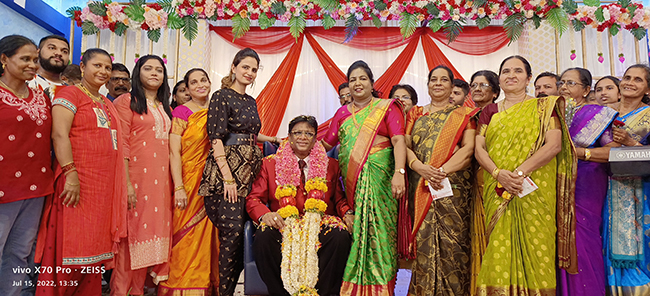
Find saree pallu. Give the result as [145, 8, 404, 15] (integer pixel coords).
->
[603, 106, 650, 296]
[558, 105, 617, 296]
[406, 105, 478, 296]
[158, 109, 219, 296]
[339, 100, 398, 296]
[476, 97, 576, 296]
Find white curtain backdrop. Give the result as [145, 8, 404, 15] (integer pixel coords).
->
[209, 31, 518, 137]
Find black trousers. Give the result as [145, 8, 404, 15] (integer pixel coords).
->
[205, 195, 246, 296]
[253, 224, 352, 296]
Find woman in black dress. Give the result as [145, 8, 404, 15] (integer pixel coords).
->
[199, 48, 280, 296]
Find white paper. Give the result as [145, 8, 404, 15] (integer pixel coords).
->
[428, 178, 454, 200]
[518, 177, 539, 198]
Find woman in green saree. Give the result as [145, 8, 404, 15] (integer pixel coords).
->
[323, 60, 407, 296]
[405, 65, 479, 295]
[474, 56, 577, 296]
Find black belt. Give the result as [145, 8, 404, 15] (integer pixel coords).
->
[224, 133, 257, 146]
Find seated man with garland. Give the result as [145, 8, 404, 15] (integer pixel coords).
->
[246, 115, 353, 296]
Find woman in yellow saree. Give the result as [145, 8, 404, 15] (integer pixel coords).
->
[158, 68, 219, 295]
[323, 60, 407, 296]
[405, 65, 478, 295]
[474, 56, 576, 296]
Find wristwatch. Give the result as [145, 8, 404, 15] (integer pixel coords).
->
[396, 168, 405, 175]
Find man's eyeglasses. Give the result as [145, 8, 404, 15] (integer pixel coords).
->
[557, 80, 583, 87]
[470, 83, 490, 89]
[290, 131, 315, 139]
[339, 93, 351, 99]
[110, 77, 131, 84]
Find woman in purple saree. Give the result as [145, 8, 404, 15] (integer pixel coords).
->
[557, 68, 619, 296]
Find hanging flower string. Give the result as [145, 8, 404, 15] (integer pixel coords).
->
[272, 140, 330, 296]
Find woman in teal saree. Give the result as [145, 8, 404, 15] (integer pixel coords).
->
[323, 60, 407, 296]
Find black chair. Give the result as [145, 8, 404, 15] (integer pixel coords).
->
[244, 220, 268, 295]
[243, 141, 278, 295]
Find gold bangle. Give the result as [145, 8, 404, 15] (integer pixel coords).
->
[408, 159, 417, 169]
[584, 148, 592, 161]
[174, 185, 185, 192]
[223, 178, 236, 185]
[65, 182, 80, 187]
[491, 167, 501, 179]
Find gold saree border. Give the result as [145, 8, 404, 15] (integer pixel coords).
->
[341, 280, 396, 296]
[344, 99, 395, 209]
[476, 285, 556, 296]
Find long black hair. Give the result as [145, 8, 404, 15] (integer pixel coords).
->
[347, 60, 381, 98]
[0, 35, 36, 76]
[129, 55, 172, 118]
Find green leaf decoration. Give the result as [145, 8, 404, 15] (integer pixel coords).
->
[124, 3, 145, 23]
[81, 21, 100, 35]
[476, 16, 491, 29]
[562, 0, 578, 14]
[259, 13, 277, 30]
[374, 0, 387, 11]
[473, 0, 488, 8]
[313, 0, 338, 12]
[503, 13, 526, 45]
[399, 12, 418, 38]
[584, 0, 600, 7]
[157, 0, 175, 14]
[271, 1, 287, 15]
[66, 6, 82, 18]
[443, 19, 465, 43]
[595, 7, 605, 22]
[323, 14, 336, 30]
[182, 16, 198, 45]
[147, 29, 161, 42]
[532, 14, 542, 29]
[103, 0, 112, 5]
[131, 0, 145, 6]
[288, 13, 306, 40]
[545, 7, 569, 37]
[344, 15, 361, 43]
[371, 14, 382, 29]
[88, 1, 107, 16]
[428, 18, 443, 33]
[628, 5, 637, 16]
[618, 0, 631, 8]
[232, 14, 251, 40]
[167, 13, 184, 30]
[503, 0, 515, 9]
[114, 22, 128, 36]
[609, 23, 620, 36]
[571, 19, 585, 31]
[425, 3, 440, 16]
[631, 27, 647, 40]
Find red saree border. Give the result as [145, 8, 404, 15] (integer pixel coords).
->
[341, 278, 396, 296]
[344, 99, 396, 210]
[410, 106, 479, 242]
[172, 207, 207, 248]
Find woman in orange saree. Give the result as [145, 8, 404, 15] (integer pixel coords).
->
[158, 68, 218, 296]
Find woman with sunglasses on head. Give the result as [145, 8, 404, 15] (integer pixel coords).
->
[474, 55, 576, 295]
[556, 67, 619, 296]
[602, 64, 650, 295]
[198, 48, 281, 296]
[110, 55, 173, 296]
[405, 65, 479, 295]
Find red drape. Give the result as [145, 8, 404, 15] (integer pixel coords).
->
[374, 34, 420, 98]
[304, 32, 347, 90]
[256, 35, 304, 136]
[428, 27, 510, 56]
[210, 26, 296, 54]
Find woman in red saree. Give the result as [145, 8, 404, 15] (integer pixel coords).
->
[36, 48, 128, 296]
[158, 68, 219, 295]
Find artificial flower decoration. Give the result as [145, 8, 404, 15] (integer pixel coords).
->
[570, 49, 577, 61]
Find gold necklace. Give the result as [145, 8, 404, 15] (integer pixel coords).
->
[351, 98, 373, 127]
[0, 79, 28, 99]
[192, 99, 208, 110]
[78, 83, 103, 103]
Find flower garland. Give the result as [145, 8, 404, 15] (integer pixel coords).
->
[68, 0, 650, 44]
[274, 140, 329, 296]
